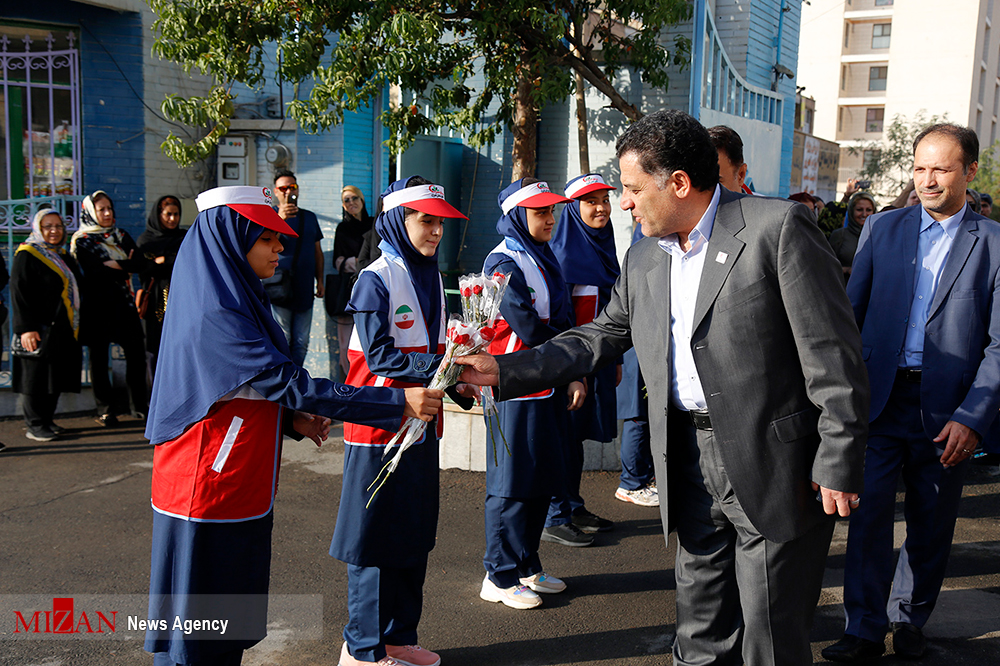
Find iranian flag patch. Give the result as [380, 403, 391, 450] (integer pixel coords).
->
[394, 305, 416, 329]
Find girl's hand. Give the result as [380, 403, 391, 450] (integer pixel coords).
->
[404, 388, 445, 422]
[154, 256, 167, 265]
[293, 411, 332, 447]
[20, 331, 41, 352]
[567, 380, 587, 411]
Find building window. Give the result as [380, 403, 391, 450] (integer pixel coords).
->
[872, 24, 891, 49]
[844, 24, 850, 48]
[875, 0, 894, 6]
[863, 149, 881, 170]
[0, 23, 81, 200]
[838, 107, 845, 133]
[869, 66, 888, 91]
[841, 65, 848, 90]
[866, 108, 885, 132]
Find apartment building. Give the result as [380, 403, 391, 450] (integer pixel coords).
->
[798, 0, 1000, 198]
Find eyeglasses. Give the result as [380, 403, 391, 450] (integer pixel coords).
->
[40, 224, 65, 231]
[343, 196, 361, 204]
[276, 184, 299, 193]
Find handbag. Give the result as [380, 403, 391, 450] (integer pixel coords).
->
[263, 269, 294, 307]
[135, 277, 155, 318]
[324, 272, 354, 317]
[12, 325, 51, 359]
[263, 215, 302, 308]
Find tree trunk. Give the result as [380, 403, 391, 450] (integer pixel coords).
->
[511, 65, 537, 182]
[574, 70, 590, 175]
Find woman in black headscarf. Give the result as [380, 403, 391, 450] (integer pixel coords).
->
[332, 185, 373, 377]
[70, 190, 149, 427]
[137, 195, 186, 379]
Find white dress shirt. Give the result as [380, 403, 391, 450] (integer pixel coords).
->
[658, 185, 721, 411]
[900, 204, 965, 368]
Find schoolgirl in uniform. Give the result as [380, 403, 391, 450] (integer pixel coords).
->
[331, 177, 470, 666]
[479, 178, 585, 609]
[143, 186, 443, 666]
[545, 174, 621, 536]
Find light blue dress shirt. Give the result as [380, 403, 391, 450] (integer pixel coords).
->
[900, 204, 967, 368]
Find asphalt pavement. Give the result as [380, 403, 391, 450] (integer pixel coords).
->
[0, 414, 998, 665]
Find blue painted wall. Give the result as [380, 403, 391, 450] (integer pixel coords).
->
[4, 2, 146, 236]
[743, 0, 800, 197]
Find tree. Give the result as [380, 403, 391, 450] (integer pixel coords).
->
[970, 138, 1000, 219]
[849, 110, 946, 200]
[149, 0, 692, 179]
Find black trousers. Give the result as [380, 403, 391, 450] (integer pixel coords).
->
[669, 416, 835, 666]
[89, 330, 147, 417]
[21, 392, 60, 432]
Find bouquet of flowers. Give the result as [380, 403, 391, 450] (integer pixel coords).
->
[366, 271, 510, 507]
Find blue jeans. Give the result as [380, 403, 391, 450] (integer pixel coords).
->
[270, 305, 313, 367]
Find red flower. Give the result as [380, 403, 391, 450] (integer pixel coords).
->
[455, 334, 470, 345]
[462, 287, 472, 297]
[472, 284, 483, 295]
[479, 326, 495, 341]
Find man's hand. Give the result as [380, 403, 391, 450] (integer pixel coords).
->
[316, 279, 325, 298]
[455, 353, 500, 386]
[811, 481, 860, 517]
[293, 411, 332, 447]
[278, 202, 299, 220]
[615, 364, 623, 387]
[934, 420, 980, 467]
[403, 388, 445, 422]
[567, 380, 587, 411]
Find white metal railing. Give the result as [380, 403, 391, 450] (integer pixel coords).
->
[0, 29, 82, 202]
[696, 6, 784, 125]
[0, 195, 85, 265]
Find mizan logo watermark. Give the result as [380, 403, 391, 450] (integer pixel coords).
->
[14, 597, 117, 635]
[4, 594, 323, 642]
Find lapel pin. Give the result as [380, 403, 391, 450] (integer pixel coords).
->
[715, 251, 728, 264]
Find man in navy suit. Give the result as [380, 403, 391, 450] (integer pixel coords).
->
[824, 124, 1000, 661]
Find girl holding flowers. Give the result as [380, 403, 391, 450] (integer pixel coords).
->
[331, 176, 471, 666]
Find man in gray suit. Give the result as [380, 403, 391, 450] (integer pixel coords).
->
[458, 110, 870, 665]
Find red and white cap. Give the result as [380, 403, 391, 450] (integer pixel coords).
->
[501, 181, 572, 215]
[565, 173, 616, 199]
[382, 184, 468, 219]
[195, 186, 298, 237]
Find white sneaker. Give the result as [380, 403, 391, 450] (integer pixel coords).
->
[615, 485, 659, 507]
[480, 574, 542, 609]
[519, 572, 566, 593]
[340, 642, 403, 666]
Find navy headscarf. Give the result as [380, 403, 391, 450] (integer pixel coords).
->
[348, 176, 443, 336]
[496, 179, 573, 331]
[145, 204, 292, 444]
[550, 182, 619, 288]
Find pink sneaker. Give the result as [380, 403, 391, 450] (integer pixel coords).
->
[385, 644, 441, 666]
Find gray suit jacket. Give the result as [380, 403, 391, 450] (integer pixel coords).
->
[497, 189, 870, 543]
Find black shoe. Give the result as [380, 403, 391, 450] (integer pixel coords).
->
[821, 635, 885, 662]
[26, 428, 57, 442]
[541, 523, 594, 547]
[132, 411, 146, 421]
[571, 509, 614, 533]
[96, 414, 118, 427]
[0, 442, 6, 453]
[49, 423, 66, 435]
[892, 622, 926, 659]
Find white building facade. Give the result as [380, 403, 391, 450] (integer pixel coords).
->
[798, 0, 1000, 199]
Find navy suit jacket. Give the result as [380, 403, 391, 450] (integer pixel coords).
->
[847, 205, 1000, 441]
